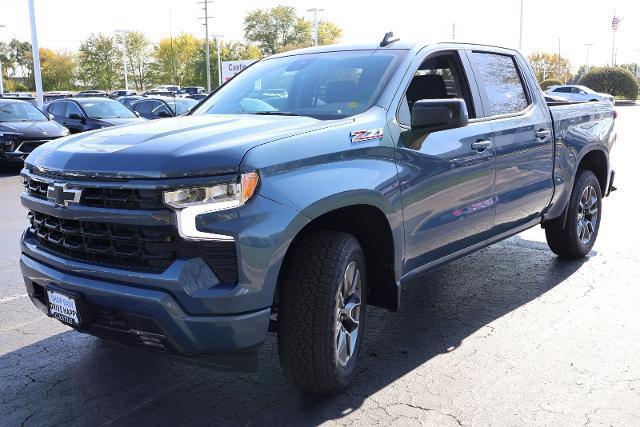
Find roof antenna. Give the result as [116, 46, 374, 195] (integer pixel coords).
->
[380, 31, 399, 47]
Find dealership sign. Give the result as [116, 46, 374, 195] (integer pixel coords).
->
[221, 60, 256, 83]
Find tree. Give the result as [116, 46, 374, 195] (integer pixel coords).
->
[77, 34, 121, 89]
[570, 65, 589, 84]
[115, 31, 153, 91]
[5, 39, 34, 90]
[244, 5, 311, 55]
[619, 63, 640, 79]
[150, 33, 201, 86]
[39, 48, 76, 91]
[317, 21, 342, 45]
[539, 78, 562, 91]
[580, 67, 639, 100]
[528, 52, 572, 83]
[192, 39, 262, 88]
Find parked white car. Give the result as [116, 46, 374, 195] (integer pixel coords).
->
[545, 85, 614, 104]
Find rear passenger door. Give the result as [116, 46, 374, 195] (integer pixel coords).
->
[468, 51, 554, 232]
[390, 50, 496, 273]
[49, 101, 66, 125]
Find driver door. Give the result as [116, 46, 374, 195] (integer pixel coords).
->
[390, 50, 496, 274]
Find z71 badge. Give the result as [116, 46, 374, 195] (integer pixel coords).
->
[350, 129, 384, 143]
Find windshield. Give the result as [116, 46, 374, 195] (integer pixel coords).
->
[79, 100, 137, 119]
[192, 50, 406, 120]
[0, 102, 48, 122]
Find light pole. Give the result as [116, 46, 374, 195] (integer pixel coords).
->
[115, 30, 130, 91]
[518, 0, 524, 51]
[584, 43, 594, 72]
[307, 8, 324, 46]
[212, 34, 223, 87]
[28, 0, 43, 108]
[198, 0, 214, 92]
[0, 24, 6, 95]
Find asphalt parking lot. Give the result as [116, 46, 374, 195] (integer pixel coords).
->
[1, 106, 639, 426]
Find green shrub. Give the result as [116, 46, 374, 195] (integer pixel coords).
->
[579, 67, 639, 100]
[539, 78, 563, 90]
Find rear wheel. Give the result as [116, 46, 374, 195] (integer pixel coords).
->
[545, 169, 602, 258]
[278, 231, 366, 394]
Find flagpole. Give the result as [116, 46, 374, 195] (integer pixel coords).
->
[611, 10, 616, 66]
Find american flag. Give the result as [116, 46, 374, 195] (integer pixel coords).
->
[612, 15, 622, 31]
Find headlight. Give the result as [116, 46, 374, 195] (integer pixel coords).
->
[163, 171, 260, 241]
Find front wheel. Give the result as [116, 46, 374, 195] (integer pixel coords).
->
[545, 169, 602, 258]
[278, 231, 366, 394]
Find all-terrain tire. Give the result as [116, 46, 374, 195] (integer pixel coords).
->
[278, 231, 366, 394]
[545, 169, 602, 258]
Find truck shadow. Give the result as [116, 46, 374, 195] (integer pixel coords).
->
[0, 234, 588, 426]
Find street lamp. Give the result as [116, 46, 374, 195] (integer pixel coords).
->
[584, 43, 594, 72]
[307, 8, 324, 46]
[212, 34, 223, 87]
[518, 0, 524, 51]
[0, 24, 6, 95]
[28, 0, 43, 108]
[115, 30, 130, 91]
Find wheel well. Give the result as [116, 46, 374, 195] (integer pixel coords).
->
[277, 205, 398, 311]
[578, 149, 608, 193]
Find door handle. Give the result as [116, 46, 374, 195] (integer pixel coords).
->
[535, 129, 552, 141]
[471, 139, 492, 152]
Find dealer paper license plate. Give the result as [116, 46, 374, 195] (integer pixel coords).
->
[47, 289, 80, 326]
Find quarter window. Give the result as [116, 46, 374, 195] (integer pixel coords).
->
[471, 52, 529, 116]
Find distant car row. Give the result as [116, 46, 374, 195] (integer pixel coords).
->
[1, 93, 200, 163]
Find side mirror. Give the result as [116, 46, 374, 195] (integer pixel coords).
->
[68, 113, 83, 121]
[410, 99, 469, 133]
[134, 111, 141, 117]
[48, 113, 55, 120]
[158, 111, 172, 118]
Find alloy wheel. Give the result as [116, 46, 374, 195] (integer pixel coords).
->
[577, 185, 599, 245]
[335, 261, 362, 367]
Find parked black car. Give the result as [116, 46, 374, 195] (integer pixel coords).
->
[75, 90, 108, 98]
[109, 90, 137, 99]
[131, 96, 197, 120]
[0, 99, 69, 163]
[43, 97, 146, 133]
[116, 95, 147, 110]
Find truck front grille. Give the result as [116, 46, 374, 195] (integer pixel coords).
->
[23, 176, 165, 210]
[27, 210, 238, 282]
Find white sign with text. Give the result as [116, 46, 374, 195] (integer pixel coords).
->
[221, 60, 256, 83]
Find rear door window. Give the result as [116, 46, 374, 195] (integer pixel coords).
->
[133, 101, 153, 115]
[470, 52, 529, 116]
[65, 102, 83, 119]
[51, 102, 66, 117]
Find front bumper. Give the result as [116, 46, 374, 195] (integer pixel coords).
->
[20, 252, 271, 371]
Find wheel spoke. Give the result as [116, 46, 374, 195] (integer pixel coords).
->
[336, 326, 348, 363]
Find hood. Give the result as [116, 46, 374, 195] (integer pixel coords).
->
[26, 114, 326, 179]
[0, 120, 68, 139]
[97, 117, 147, 126]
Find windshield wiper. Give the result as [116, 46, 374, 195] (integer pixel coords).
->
[252, 111, 303, 117]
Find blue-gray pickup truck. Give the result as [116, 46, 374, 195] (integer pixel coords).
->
[20, 38, 616, 393]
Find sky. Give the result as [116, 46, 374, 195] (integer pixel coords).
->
[1, 0, 639, 71]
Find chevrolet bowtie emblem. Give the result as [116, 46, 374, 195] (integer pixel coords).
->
[47, 183, 82, 207]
